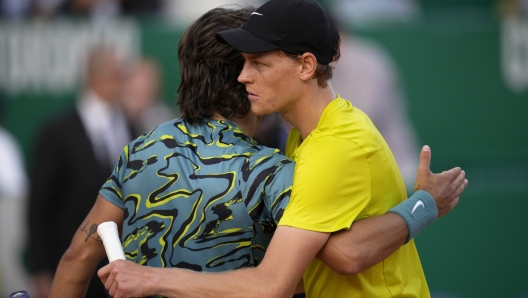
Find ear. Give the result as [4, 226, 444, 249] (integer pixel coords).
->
[298, 53, 317, 82]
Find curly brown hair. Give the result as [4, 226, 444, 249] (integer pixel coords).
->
[177, 6, 254, 123]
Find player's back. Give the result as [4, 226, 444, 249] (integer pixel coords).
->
[100, 118, 294, 272]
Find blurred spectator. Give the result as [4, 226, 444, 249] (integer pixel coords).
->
[33, 0, 163, 20]
[0, 92, 30, 297]
[497, 0, 528, 16]
[0, 0, 31, 20]
[330, 0, 421, 25]
[165, 0, 264, 24]
[331, 32, 421, 188]
[121, 58, 177, 135]
[27, 46, 134, 298]
[34, 0, 119, 19]
[121, 0, 163, 17]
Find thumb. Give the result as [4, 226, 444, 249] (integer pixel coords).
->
[419, 145, 431, 173]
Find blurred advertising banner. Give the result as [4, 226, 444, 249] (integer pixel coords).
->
[0, 19, 140, 95]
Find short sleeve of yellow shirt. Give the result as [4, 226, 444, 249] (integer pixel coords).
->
[279, 101, 373, 232]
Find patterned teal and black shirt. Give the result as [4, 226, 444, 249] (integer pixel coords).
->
[100, 118, 294, 272]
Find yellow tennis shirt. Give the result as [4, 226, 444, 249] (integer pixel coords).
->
[279, 95, 430, 297]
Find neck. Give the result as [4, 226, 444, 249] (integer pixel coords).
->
[282, 82, 337, 140]
[212, 112, 259, 138]
[89, 87, 115, 104]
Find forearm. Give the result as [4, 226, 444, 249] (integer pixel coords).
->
[100, 226, 327, 298]
[318, 190, 438, 275]
[317, 213, 407, 275]
[49, 248, 104, 298]
[100, 260, 294, 298]
[294, 279, 304, 294]
[51, 195, 123, 297]
[155, 266, 289, 298]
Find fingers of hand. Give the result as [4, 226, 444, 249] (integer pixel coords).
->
[450, 197, 460, 210]
[451, 169, 466, 192]
[452, 175, 468, 199]
[97, 264, 110, 282]
[105, 269, 117, 292]
[109, 279, 118, 297]
[443, 167, 462, 181]
[438, 180, 465, 218]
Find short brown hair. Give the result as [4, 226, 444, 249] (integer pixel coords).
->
[177, 7, 254, 123]
[278, 37, 341, 88]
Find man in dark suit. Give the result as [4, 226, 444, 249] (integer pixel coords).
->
[27, 46, 133, 298]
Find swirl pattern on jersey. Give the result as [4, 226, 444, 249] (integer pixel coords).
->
[100, 118, 294, 272]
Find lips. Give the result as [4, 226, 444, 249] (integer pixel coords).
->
[247, 91, 259, 101]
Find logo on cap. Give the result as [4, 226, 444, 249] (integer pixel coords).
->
[251, 12, 263, 16]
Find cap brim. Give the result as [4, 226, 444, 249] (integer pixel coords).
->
[216, 27, 279, 54]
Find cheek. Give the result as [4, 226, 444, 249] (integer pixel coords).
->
[271, 74, 296, 99]
[265, 72, 288, 95]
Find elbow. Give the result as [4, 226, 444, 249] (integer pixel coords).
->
[61, 241, 105, 266]
[244, 288, 288, 298]
[61, 245, 84, 264]
[336, 262, 363, 276]
[328, 250, 366, 276]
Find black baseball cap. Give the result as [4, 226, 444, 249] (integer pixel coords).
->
[215, 0, 340, 65]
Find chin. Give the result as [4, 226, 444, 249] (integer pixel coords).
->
[250, 105, 268, 117]
[252, 104, 280, 117]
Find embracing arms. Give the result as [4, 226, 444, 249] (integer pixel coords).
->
[98, 146, 468, 297]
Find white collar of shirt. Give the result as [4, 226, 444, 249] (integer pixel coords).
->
[77, 91, 131, 169]
[77, 91, 116, 133]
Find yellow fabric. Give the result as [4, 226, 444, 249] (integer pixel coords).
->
[279, 96, 430, 298]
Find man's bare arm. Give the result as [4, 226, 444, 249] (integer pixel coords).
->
[99, 226, 329, 298]
[317, 145, 468, 274]
[49, 195, 124, 298]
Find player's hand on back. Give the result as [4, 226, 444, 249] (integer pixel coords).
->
[414, 145, 468, 218]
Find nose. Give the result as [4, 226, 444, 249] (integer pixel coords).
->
[238, 61, 252, 84]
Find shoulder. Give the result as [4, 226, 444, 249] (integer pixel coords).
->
[241, 144, 295, 185]
[301, 135, 364, 162]
[253, 145, 294, 167]
[125, 118, 181, 152]
[314, 99, 378, 142]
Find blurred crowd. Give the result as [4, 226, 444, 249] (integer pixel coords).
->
[0, 0, 163, 21]
[0, 45, 176, 297]
[0, 0, 527, 23]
